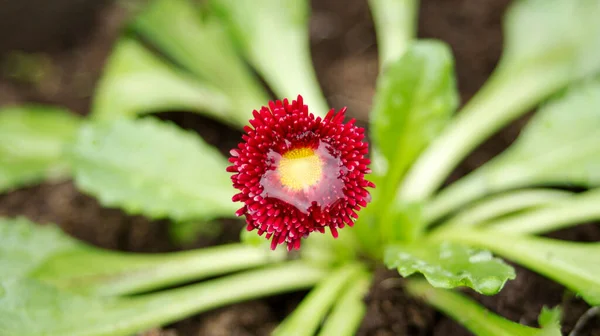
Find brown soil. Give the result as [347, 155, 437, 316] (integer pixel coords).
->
[0, 0, 598, 335]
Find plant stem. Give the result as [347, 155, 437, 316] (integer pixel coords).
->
[317, 271, 372, 336]
[91, 38, 233, 124]
[34, 243, 286, 296]
[369, 0, 419, 69]
[272, 263, 365, 336]
[405, 279, 546, 335]
[117, 261, 327, 336]
[352, 209, 385, 259]
[399, 64, 566, 203]
[485, 189, 600, 234]
[212, 0, 329, 118]
[132, 0, 269, 126]
[422, 172, 488, 225]
[429, 188, 573, 233]
[253, 33, 329, 118]
[425, 131, 600, 222]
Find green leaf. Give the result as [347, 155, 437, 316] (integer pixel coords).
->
[406, 279, 562, 336]
[399, 0, 600, 203]
[368, 0, 418, 70]
[485, 188, 600, 234]
[210, 0, 328, 116]
[0, 105, 81, 192]
[1, 217, 285, 296]
[445, 230, 600, 306]
[0, 262, 326, 336]
[70, 117, 237, 222]
[427, 77, 600, 222]
[371, 40, 458, 185]
[385, 241, 515, 295]
[300, 227, 360, 267]
[380, 199, 423, 243]
[317, 272, 372, 336]
[91, 38, 233, 125]
[538, 307, 562, 330]
[372, 41, 458, 243]
[430, 188, 573, 232]
[482, 78, 600, 188]
[0, 217, 82, 279]
[273, 263, 365, 336]
[503, 0, 600, 80]
[132, 0, 268, 122]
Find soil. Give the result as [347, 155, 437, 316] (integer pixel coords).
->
[0, 0, 599, 335]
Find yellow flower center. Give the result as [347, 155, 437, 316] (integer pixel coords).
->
[278, 147, 323, 191]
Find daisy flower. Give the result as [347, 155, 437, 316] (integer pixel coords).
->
[228, 95, 374, 250]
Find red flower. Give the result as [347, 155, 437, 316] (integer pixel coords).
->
[227, 95, 374, 250]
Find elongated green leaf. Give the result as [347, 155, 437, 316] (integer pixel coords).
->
[0, 217, 284, 296]
[92, 39, 233, 124]
[385, 241, 515, 295]
[132, 0, 268, 123]
[372, 41, 458, 244]
[406, 279, 562, 336]
[399, 0, 600, 203]
[430, 189, 573, 232]
[0, 262, 326, 336]
[503, 0, 600, 80]
[427, 77, 600, 222]
[371, 40, 458, 184]
[317, 272, 372, 336]
[0, 217, 82, 279]
[445, 230, 600, 306]
[368, 0, 418, 70]
[380, 199, 423, 244]
[273, 264, 365, 336]
[300, 227, 360, 267]
[0, 106, 81, 192]
[484, 78, 600, 188]
[486, 188, 600, 234]
[34, 245, 285, 297]
[70, 118, 237, 222]
[210, 0, 328, 116]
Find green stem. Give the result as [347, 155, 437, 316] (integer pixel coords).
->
[251, 31, 329, 118]
[352, 208, 385, 260]
[423, 171, 489, 225]
[485, 189, 600, 234]
[91, 38, 233, 125]
[33, 243, 286, 296]
[272, 263, 365, 336]
[132, 0, 269, 126]
[210, 0, 329, 118]
[405, 279, 548, 335]
[118, 261, 327, 336]
[369, 0, 419, 70]
[399, 63, 566, 203]
[425, 130, 600, 223]
[429, 188, 573, 233]
[378, 159, 420, 244]
[317, 271, 372, 336]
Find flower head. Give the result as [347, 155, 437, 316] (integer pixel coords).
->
[227, 95, 374, 250]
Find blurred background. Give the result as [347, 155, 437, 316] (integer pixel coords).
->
[0, 0, 510, 119]
[5, 1, 594, 335]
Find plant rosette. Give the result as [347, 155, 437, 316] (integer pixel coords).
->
[1, 0, 600, 335]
